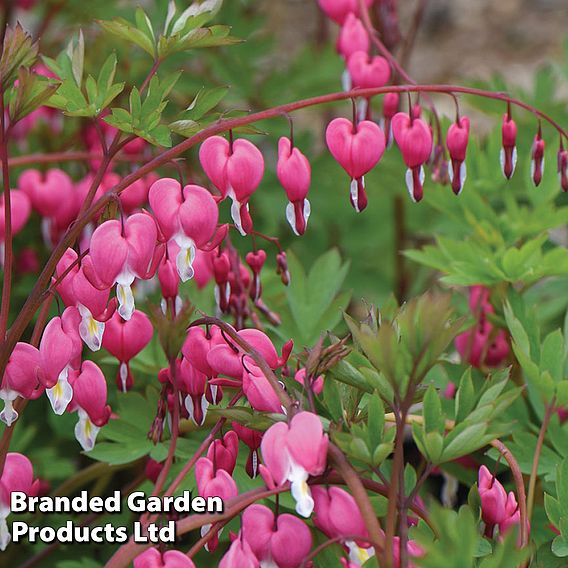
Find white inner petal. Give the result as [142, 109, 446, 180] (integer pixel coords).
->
[46, 367, 73, 415]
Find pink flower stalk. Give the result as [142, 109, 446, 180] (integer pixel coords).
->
[232, 421, 263, 478]
[219, 537, 259, 568]
[0, 190, 31, 258]
[277, 137, 311, 235]
[102, 309, 153, 392]
[391, 112, 433, 202]
[337, 14, 370, 61]
[325, 117, 386, 212]
[347, 51, 390, 89]
[558, 145, 568, 192]
[241, 504, 313, 568]
[318, 0, 374, 25]
[0, 452, 39, 550]
[89, 212, 158, 320]
[501, 112, 518, 179]
[54, 249, 113, 351]
[446, 116, 470, 195]
[199, 135, 265, 235]
[207, 431, 239, 475]
[531, 129, 545, 187]
[195, 456, 238, 501]
[68, 360, 111, 450]
[382, 92, 399, 147]
[261, 411, 328, 517]
[134, 547, 196, 568]
[0, 342, 42, 426]
[39, 307, 82, 415]
[148, 178, 220, 281]
[294, 368, 324, 395]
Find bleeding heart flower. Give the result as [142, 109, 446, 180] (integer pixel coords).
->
[199, 136, 264, 235]
[102, 309, 153, 392]
[219, 537, 259, 568]
[277, 137, 311, 235]
[19, 168, 75, 220]
[294, 368, 324, 395]
[0, 190, 31, 255]
[313, 486, 372, 563]
[54, 249, 113, 351]
[149, 179, 220, 282]
[182, 325, 221, 378]
[232, 421, 263, 478]
[318, 0, 374, 25]
[261, 412, 328, 517]
[326, 117, 386, 212]
[89, 212, 158, 320]
[39, 307, 82, 415]
[530, 129, 545, 187]
[478, 465, 509, 535]
[120, 173, 158, 214]
[558, 144, 568, 192]
[446, 116, 470, 195]
[134, 547, 196, 568]
[242, 362, 285, 414]
[337, 14, 370, 61]
[0, 453, 39, 551]
[195, 456, 238, 501]
[347, 51, 391, 89]
[68, 360, 111, 451]
[391, 112, 433, 202]
[241, 504, 313, 568]
[207, 431, 239, 475]
[501, 112, 518, 180]
[0, 343, 42, 426]
[382, 92, 399, 147]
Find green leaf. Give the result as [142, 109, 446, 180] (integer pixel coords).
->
[367, 393, 385, 449]
[98, 18, 156, 57]
[423, 385, 444, 434]
[541, 329, 565, 383]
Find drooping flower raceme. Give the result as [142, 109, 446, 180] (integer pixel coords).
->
[260, 411, 328, 517]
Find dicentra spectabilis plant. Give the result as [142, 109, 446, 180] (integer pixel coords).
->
[0, 1, 568, 567]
